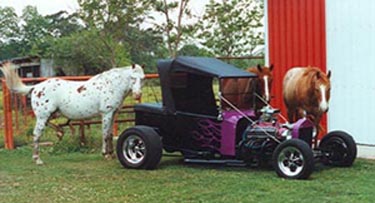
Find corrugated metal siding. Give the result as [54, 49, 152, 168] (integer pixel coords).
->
[266, 0, 327, 136]
[326, 0, 375, 145]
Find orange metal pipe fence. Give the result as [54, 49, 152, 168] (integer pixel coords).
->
[2, 81, 14, 149]
[2, 56, 261, 150]
[1, 73, 160, 150]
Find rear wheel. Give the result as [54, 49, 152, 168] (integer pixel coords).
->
[273, 139, 314, 179]
[319, 131, 357, 167]
[116, 126, 162, 169]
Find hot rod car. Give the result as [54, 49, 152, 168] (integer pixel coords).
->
[116, 56, 357, 179]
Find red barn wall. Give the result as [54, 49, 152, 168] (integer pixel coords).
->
[266, 0, 327, 135]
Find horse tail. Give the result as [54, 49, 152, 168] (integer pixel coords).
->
[0, 62, 34, 95]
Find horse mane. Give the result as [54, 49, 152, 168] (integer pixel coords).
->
[131, 64, 145, 78]
[246, 66, 260, 74]
[115, 64, 144, 77]
[91, 64, 144, 81]
[246, 64, 274, 74]
[302, 67, 328, 86]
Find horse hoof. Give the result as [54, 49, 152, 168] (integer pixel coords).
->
[57, 131, 64, 140]
[104, 154, 115, 160]
[35, 159, 44, 165]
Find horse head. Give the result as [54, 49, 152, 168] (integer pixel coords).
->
[130, 64, 145, 100]
[247, 64, 274, 103]
[311, 69, 331, 113]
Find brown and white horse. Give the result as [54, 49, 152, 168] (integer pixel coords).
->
[222, 64, 273, 109]
[283, 67, 331, 133]
[247, 64, 274, 104]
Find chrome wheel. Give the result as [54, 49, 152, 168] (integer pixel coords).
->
[123, 134, 146, 165]
[117, 126, 162, 169]
[277, 146, 305, 177]
[273, 139, 314, 179]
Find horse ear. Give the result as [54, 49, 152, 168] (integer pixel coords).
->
[257, 64, 262, 72]
[141, 64, 145, 69]
[327, 70, 331, 79]
[269, 64, 274, 71]
[132, 64, 135, 69]
[316, 71, 321, 79]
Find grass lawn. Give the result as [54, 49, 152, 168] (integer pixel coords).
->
[0, 146, 375, 203]
[1, 78, 375, 203]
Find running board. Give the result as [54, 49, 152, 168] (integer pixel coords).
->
[184, 159, 247, 167]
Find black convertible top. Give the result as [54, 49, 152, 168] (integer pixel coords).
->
[157, 56, 256, 78]
[154, 56, 257, 114]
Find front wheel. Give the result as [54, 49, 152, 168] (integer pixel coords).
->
[272, 139, 314, 179]
[319, 131, 357, 167]
[116, 126, 162, 170]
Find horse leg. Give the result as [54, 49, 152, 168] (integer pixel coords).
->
[286, 108, 295, 123]
[79, 121, 86, 146]
[314, 114, 324, 136]
[296, 109, 307, 120]
[47, 121, 64, 141]
[32, 117, 48, 165]
[287, 111, 293, 122]
[101, 111, 116, 159]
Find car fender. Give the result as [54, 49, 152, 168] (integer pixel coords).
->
[291, 118, 315, 139]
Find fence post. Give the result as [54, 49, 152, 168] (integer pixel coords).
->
[2, 80, 14, 149]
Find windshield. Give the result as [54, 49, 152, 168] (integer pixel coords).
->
[220, 78, 258, 110]
[170, 72, 218, 116]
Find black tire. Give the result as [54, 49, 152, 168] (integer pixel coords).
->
[319, 131, 357, 167]
[116, 126, 162, 170]
[272, 139, 314, 179]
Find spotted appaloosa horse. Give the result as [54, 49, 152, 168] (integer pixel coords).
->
[222, 64, 273, 109]
[0, 62, 145, 164]
[283, 67, 331, 133]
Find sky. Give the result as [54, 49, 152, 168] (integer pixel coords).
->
[0, 0, 210, 31]
[0, 0, 80, 15]
[0, 0, 209, 17]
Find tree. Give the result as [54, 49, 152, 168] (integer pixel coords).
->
[77, 0, 152, 68]
[0, 6, 22, 60]
[197, 0, 264, 57]
[126, 27, 168, 72]
[45, 11, 83, 38]
[0, 2, 168, 74]
[151, 0, 195, 58]
[177, 44, 213, 57]
[78, 0, 150, 30]
[1, 6, 84, 61]
[19, 6, 52, 56]
[0, 6, 20, 43]
[0, 41, 23, 61]
[50, 28, 131, 75]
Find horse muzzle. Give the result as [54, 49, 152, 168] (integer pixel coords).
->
[319, 106, 329, 113]
[133, 93, 142, 100]
[265, 97, 271, 104]
[263, 95, 272, 104]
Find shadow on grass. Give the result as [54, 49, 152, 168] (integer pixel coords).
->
[182, 161, 274, 172]
[157, 153, 368, 181]
[158, 152, 275, 175]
